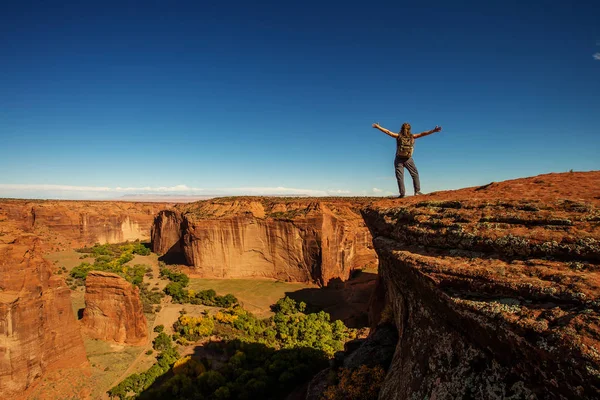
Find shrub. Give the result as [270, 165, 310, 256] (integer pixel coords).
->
[154, 325, 165, 333]
[132, 242, 151, 256]
[70, 262, 94, 280]
[136, 296, 350, 400]
[164, 282, 188, 303]
[153, 332, 173, 351]
[198, 370, 226, 393]
[108, 343, 179, 399]
[272, 296, 306, 314]
[160, 267, 190, 286]
[174, 315, 215, 341]
[70, 242, 153, 287]
[214, 293, 238, 308]
[173, 356, 206, 376]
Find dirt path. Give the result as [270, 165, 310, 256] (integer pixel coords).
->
[105, 304, 180, 394]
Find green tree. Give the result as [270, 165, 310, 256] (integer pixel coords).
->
[153, 332, 173, 351]
[164, 282, 188, 303]
[272, 296, 299, 314]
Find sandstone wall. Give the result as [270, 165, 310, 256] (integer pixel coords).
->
[362, 171, 600, 399]
[0, 236, 88, 398]
[0, 199, 174, 249]
[151, 198, 378, 285]
[82, 271, 148, 345]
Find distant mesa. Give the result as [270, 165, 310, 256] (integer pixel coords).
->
[0, 199, 173, 248]
[117, 194, 217, 203]
[117, 193, 313, 202]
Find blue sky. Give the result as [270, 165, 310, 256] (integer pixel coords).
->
[1, 0, 599, 199]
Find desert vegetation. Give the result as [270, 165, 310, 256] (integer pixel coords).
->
[66, 242, 165, 313]
[49, 240, 379, 399]
[160, 263, 238, 307]
[107, 330, 180, 399]
[68, 242, 152, 286]
[108, 294, 355, 399]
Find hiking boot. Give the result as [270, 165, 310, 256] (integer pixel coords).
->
[414, 192, 424, 196]
[397, 195, 405, 199]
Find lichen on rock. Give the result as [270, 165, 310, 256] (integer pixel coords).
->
[361, 171, 600, 399]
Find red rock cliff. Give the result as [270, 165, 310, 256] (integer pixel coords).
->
[152, 198, 378, 285]
[0, 235, 88, 398]
[81, 271, 148, 345]
[0, 199, 174, 249]
[362, 171, 600, 399]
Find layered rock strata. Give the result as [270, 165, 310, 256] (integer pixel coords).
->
[362, 171, 600, 399]
[0, 199, 174, 248]
[81, 271, 148, 345]
[0, 235, 88, 398]
[151, 198, 378, 285]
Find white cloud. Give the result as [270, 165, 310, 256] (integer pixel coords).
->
[0, 183, 352, 198]
[372, 188, 383, 193]
[594, 53, 600, 60]
[326, 189, 351, 194]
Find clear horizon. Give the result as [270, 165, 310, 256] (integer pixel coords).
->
[2, 1, 599, 199]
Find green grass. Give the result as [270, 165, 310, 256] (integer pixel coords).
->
[188, 278, 316, 318]
[84, 338, 144, 399]
[44, 249, 94, 271]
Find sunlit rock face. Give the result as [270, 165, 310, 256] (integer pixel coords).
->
[151, 198, 378, 285]
[0, 199, 174, 249]
[0, 235, 88, 398]
[362, 171, 600, 399]
[81, 271, 148, 346]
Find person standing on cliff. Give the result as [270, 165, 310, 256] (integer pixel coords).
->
[372, 122, 442, 198]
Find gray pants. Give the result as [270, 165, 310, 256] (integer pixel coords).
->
[394, 156, 420, 196]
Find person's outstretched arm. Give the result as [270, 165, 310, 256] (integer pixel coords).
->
[414, 125, 442, 139]
[372, 123, 398, 138]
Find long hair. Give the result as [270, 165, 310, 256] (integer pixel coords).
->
[399, 122, 411, 136]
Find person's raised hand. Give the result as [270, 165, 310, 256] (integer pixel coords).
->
[372, 123, 380, 129]
[433, 125, 442, 132]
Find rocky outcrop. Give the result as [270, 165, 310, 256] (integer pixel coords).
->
[362, 171, 600, 399]
[0, 199, 169, 397]
[81, 271, 148, 345]
[151, 198, 378, 285]
[0, 199, 174, 249]
[0, 235, 88, 398]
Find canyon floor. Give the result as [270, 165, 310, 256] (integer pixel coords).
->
[2, 170, 598, 400]
[37, 247, 375, 399]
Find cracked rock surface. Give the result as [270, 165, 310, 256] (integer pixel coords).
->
[363, 171, 600, 400]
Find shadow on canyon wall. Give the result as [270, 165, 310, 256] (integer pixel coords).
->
[285, 269, 378, 329]
[158, 238, 188, 265]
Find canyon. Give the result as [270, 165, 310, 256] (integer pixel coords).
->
[0, 200, 170, 398]
[151, 198, 379, 285]
[0, 199, 173, 250]
[0, 233, 88, 398]
[1, 171, 599, 399]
